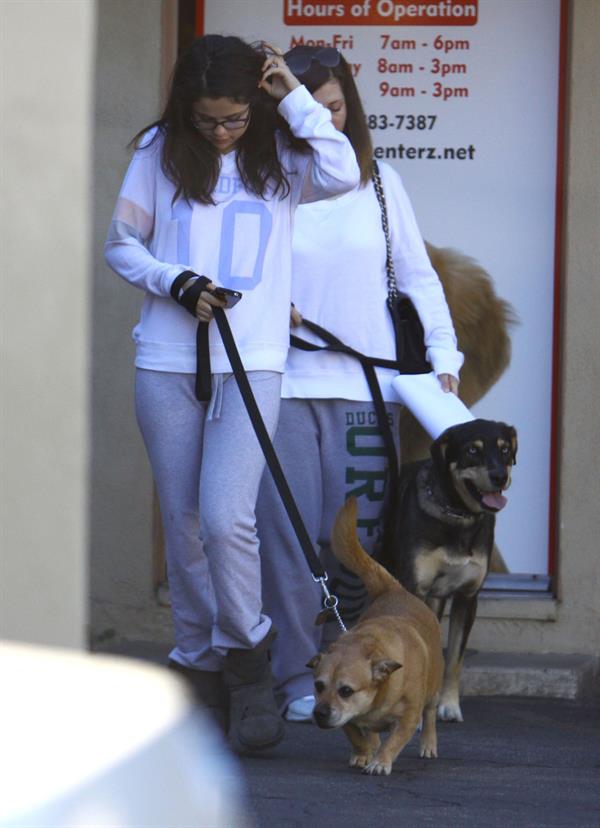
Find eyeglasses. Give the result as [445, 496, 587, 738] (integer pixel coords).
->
[283, 46, 341, 77]
[190, 107, 251, 132]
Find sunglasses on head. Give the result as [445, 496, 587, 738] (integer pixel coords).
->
[283, 46, 341, 77]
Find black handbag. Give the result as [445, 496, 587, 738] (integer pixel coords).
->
[371, 160, 431, 375]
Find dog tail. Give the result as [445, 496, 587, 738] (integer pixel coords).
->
[331, 497, 403, 600]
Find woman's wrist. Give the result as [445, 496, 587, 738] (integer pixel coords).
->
[179, 275, 198, 298]
[170, 271, 211, 317]
[276, 84, 314, 125]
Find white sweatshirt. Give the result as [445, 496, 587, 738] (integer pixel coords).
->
[282, 161, 464, 402]
[104, 85, 360, 374]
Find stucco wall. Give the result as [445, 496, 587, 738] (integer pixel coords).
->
[90, 0, 173, 643]
[0, 1, 95, 648]
[557, 0, 600, 643]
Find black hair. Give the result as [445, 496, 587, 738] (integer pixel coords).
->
[131, 35, 301, 204]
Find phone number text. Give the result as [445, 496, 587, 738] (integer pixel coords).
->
[367, 114, 437, 130]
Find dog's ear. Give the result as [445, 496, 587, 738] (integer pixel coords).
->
[306, 654, 322, 670]
[508, 426, 518, 465]
[371, 659, 402, 683]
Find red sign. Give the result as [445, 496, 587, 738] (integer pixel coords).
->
[283, 0, 478, 26]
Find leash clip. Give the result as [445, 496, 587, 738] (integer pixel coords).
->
[314, 576, 347, 633]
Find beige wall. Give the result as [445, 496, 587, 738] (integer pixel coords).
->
[0, 1, 95, 648]
[90, 0, 173, 643]
[87, 1, 600, 656]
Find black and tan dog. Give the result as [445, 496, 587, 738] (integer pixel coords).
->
[308, 498, 443, 776]
[405, 243, 517, 573]
[389, 418, 517, 722]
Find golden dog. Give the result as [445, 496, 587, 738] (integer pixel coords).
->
[402, 242, 515, 463]
[308, 497, 443, 776]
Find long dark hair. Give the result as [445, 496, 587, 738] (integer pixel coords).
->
[132, 35, 298, 204]
[292, 50, 373, 186]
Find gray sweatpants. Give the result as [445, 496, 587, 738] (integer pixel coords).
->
[135, 368, 281, 671]
[256, 397, 401, 709]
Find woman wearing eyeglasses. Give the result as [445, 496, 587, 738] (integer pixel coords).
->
[256, 46, 462, 722]
[104, 34, 359, 753]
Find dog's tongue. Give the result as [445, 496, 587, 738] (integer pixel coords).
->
[482, 492, 507, 511]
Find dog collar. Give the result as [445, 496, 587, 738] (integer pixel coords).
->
[416, 465, 478, 527]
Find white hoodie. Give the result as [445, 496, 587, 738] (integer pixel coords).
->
[104, 85, 360, 374]
[283, 161, 463, 402]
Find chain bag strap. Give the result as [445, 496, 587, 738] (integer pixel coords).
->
[370, 160, 431, 570]
[371, 161, 431, 375]
[371, 161, 398, 310]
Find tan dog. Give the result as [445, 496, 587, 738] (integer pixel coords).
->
[308, 497, 443, 775]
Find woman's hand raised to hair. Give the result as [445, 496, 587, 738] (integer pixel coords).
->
[259, 44, 301, 101]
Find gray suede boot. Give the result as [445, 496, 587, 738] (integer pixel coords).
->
[223, 630, 285, 754]
[168, 661, 229, 733]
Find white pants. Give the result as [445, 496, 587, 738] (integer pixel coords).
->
[135, 368, 281, 670]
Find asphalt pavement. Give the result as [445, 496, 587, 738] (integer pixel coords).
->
[96, 640, 600, 827]
[235, 695, 600, 828]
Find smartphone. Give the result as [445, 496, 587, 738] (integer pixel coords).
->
[211, 287, 243, 309]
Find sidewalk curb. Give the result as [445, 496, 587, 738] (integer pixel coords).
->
[96, 639, 600, 701]
[461, 652, 600, 700]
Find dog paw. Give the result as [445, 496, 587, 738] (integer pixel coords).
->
[363, 759, 392, 776]
[437, 700, 463, 722]
[349, 753, 371, 770]
[419, 743, 438, 759]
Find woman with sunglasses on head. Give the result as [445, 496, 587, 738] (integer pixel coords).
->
[256, 46, 463, 722]
[104, 34, 359, 753]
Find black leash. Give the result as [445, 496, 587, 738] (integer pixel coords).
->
[291, 317, 417, 571]
[211, 307, 347, 632]
[170, 272, 403, 622]
[289, 163, 430, 567]
[170, 271, 213, 401]
[170, 273, 345, 628]
[291, 318, 401, 504]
